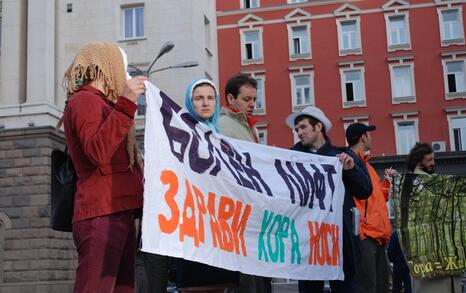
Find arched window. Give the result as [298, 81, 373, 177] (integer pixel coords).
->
[0, 212, 12, 284]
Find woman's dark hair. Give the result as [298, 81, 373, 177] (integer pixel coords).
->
[406, 142, 434, 172]
[294, 115, 328, 140]
[224, 74, 257, 103]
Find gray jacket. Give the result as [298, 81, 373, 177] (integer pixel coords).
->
[217, 107, 257, 142]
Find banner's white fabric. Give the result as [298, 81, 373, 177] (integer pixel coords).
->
[141, 82, 345, 280]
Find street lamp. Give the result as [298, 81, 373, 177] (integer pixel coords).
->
[148, 61, 199, 76]
[128, 41, 198, 77]
[146, 41, 175, 76]
[128, 42, 199, 116]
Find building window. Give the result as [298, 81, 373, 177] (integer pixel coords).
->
[394, 120, 418, 154]
[450, 116, 466, 151]
[443, 60, 466, 98]
[242, 0, 259, 9]
[390, 64, 416, 103]
[123, 6, 144, 39]
[438, 8, 465, 45]
[241, 29, 263, 64]
[257, 129, 268, 145]
[291, 73, 314, 109]
[386, 14, 410, 50]
[341, 68, 366, 107]
[0, 212, 11, 284]
[288, 24, 311, 59]
[337, 18, 361, 55]
[254, 77, 266, 114]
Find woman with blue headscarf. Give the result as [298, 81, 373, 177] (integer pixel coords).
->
[184, 78, 220, 133]
[175, 78, 238, 293]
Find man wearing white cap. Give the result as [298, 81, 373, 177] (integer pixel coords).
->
[285, 106, 373, 293]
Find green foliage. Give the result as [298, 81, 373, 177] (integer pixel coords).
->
[392, 174, 466, 278]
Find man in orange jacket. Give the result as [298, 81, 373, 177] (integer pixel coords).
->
[345, 123, 397, 293]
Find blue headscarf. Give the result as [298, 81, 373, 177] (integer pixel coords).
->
[184, 78, 220, 133]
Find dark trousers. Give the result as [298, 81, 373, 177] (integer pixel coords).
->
[73, 211, 136, 293]
[355, 238, 389, 293]
[298, 278, 355, 293]
[392, 264, 411, 293]
[143, 252, 169, 293]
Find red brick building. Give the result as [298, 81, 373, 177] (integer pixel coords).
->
[216, 0, 466, 156]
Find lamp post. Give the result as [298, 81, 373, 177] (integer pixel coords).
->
[129, 42, 199, 116]
[148, 61, 199, 77]
[128, 41, 198, 77]
[146, 41, 175, 76]
[127, 41, 175, 76]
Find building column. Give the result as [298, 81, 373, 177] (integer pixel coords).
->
[0, 0, 28, 106]
[0, 0, 61, 129]
[25, 0, 55, 105]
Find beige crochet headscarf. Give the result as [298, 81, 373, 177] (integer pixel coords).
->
[62, 42, 141, 169]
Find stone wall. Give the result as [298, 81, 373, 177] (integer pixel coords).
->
[0, 127, 75, 293]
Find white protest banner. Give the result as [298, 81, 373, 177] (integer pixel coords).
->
[141, 82, 345, 280]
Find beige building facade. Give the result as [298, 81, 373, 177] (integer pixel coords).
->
[0, 0, 218, 292]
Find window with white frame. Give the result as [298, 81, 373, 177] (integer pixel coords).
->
[289, 25, 310, 57]
[292, 74, 313, 108]
[123, 6, 144, 39]
[444, 60, 466, 95]
[242, 0, 259, 9]
[395, 120, 417, 154]
[257, 128, 268, 145]
[242, 29, 262, 61]
[450, 116, 466, 150]
[439, 8, 464, 44]
[390, 64, 415, 101]
[338, 19, 361, 53]
[386, 14, 410, 48]
[341, 69, 365, 105]
[254, 77, 266, 114]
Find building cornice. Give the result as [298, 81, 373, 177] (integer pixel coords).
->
[440, 50, 466, 58]
[338, 60, 365, 67]
[341, 114, 370, 121]
[217, 1, 466, 30]
[386, 55, 414, 62]
[390, 110, 419, 118]
[444, 106, 466, 113]
[0, 126, 65, 144]
[217, 0, 362, 16]
[288, 64, 314, 71]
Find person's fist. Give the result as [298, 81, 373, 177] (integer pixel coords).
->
[384, 167, 397, 179]
[123, 76, 148, 102]
[337, 152, 354, 170]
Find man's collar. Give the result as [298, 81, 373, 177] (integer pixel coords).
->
[315, 139, 332, 154]
[223, 105, 258, 128]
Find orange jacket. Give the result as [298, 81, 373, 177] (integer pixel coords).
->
[354, 152, 391, 244]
